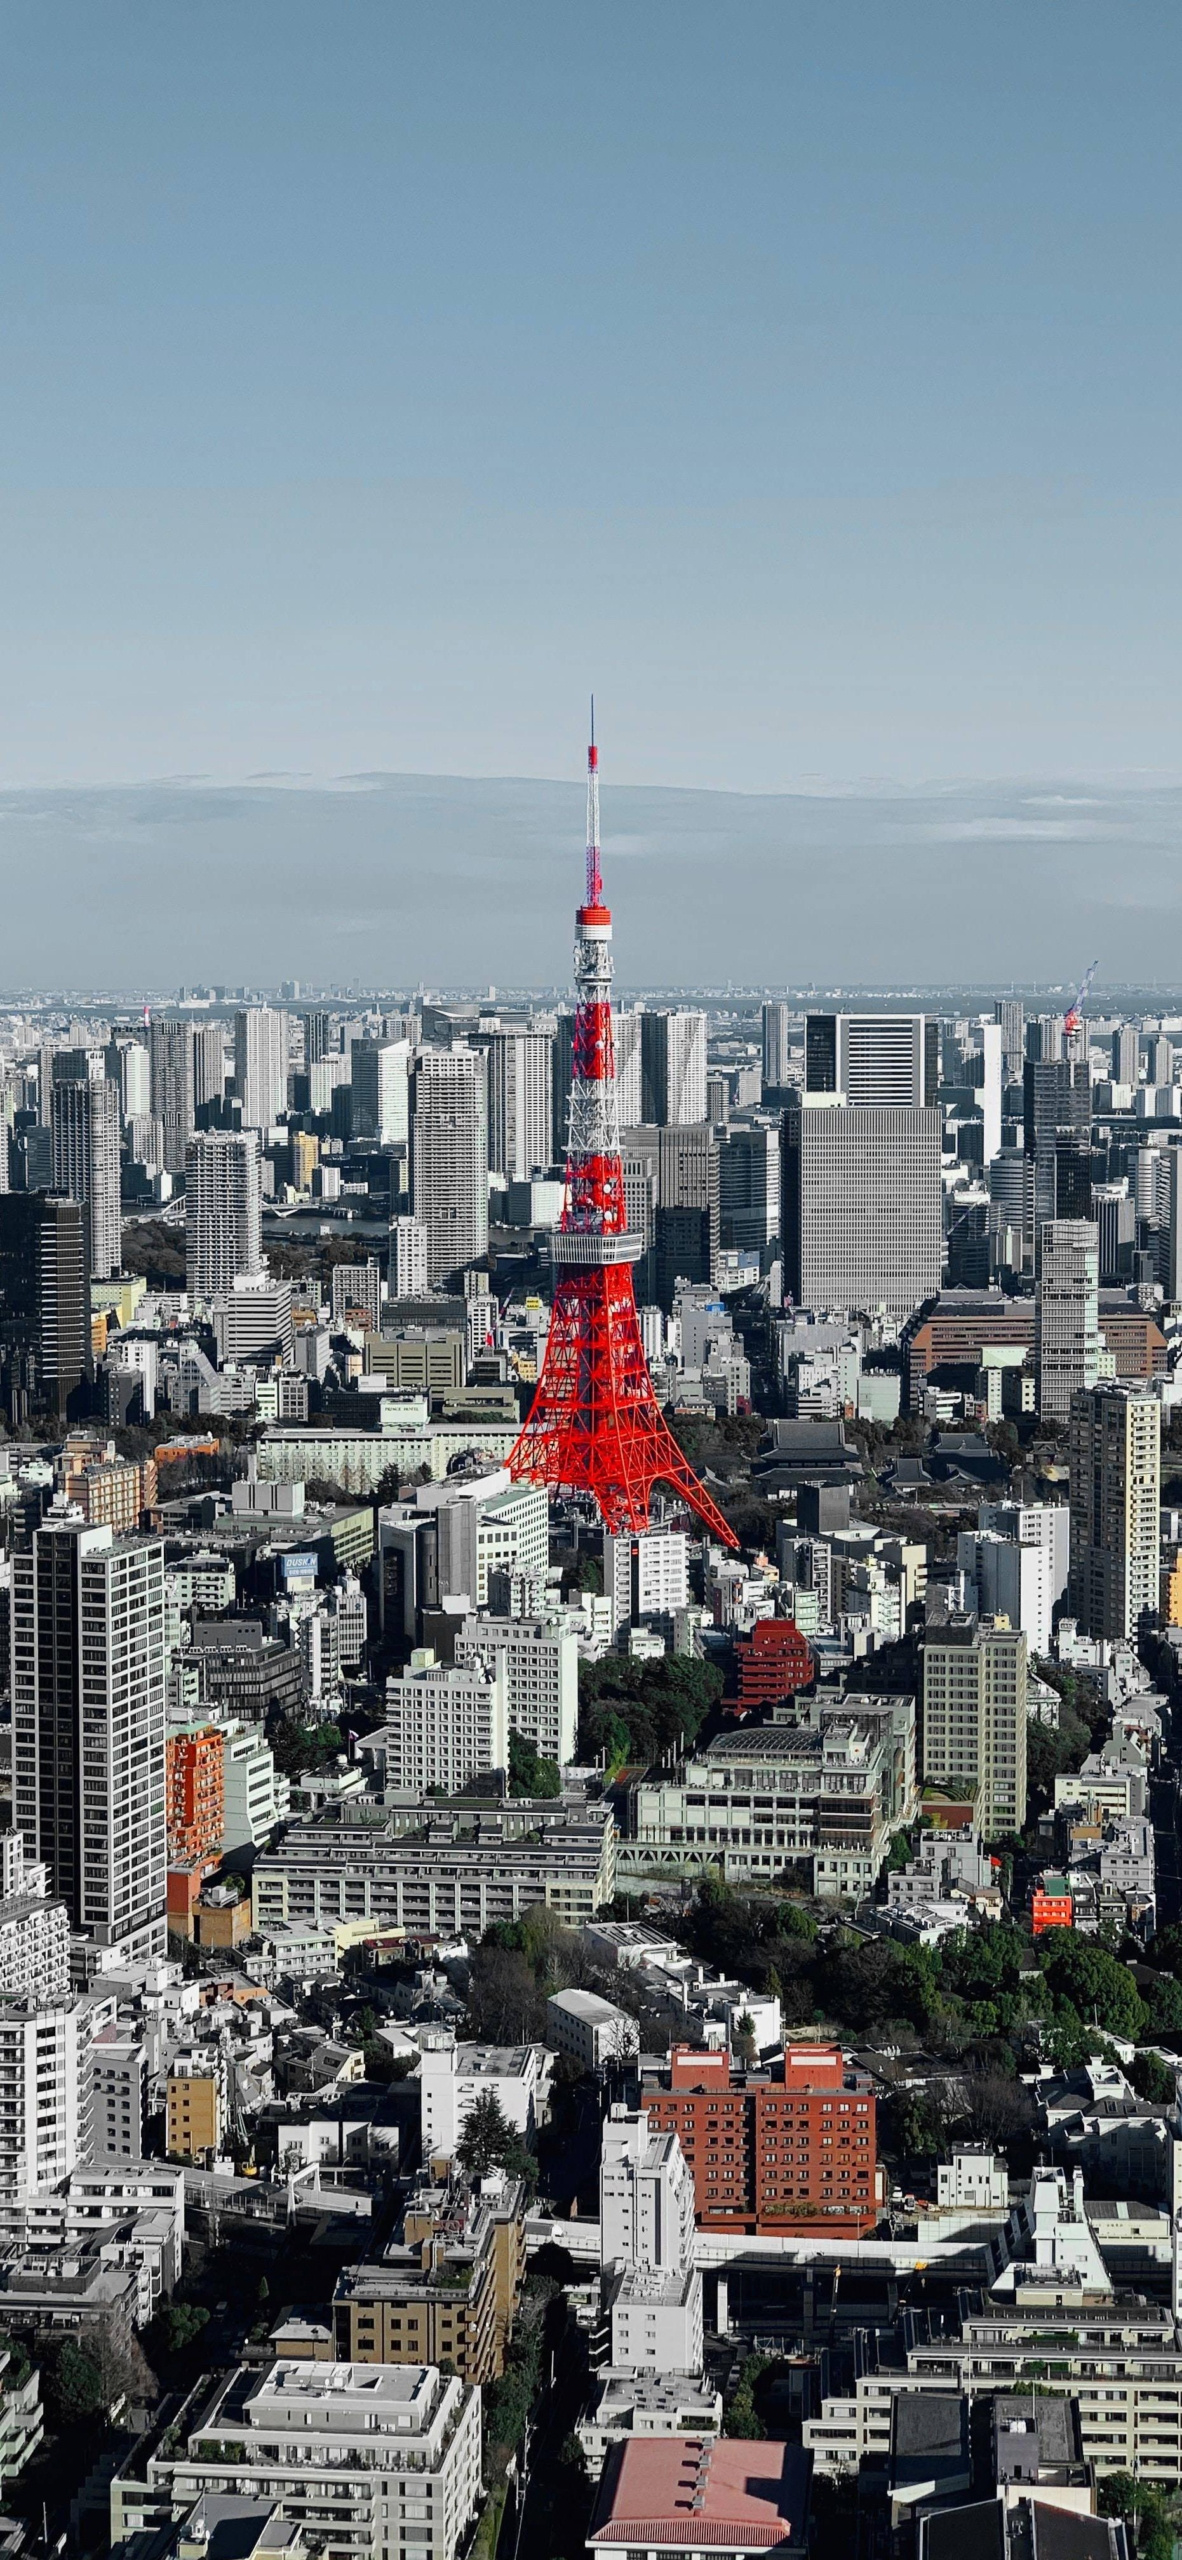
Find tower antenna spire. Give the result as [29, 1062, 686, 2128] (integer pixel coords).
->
[508, 722, 738, 1546]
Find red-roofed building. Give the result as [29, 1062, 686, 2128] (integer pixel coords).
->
[587, 2436, 812, 2559]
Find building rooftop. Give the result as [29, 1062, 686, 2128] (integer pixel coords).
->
[589, 2437, 811, 2550]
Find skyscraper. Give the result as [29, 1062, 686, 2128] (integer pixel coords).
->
[192, 1021, 227, 1112]
[761, 1001, 791, 1093]
[351, 1037, 410, 1145]
[0, 1194, 90, 1425]
[1112, 1025, 1140, 1087]
[1036, 1219, 1100, 1424]
[781, 1100, 943, 1318]
[1024, 1056, 1091, 1250]
[185, 1130, 263, 1297]
[720, 1124, 781, 1261]
[302, 1010, 333, 1067]
[149, 1019, 194, 1176]
[995, 997, 1025, 1085]
[922, 1618, 1028, 1835]
[641, 1011, 708, 1126]
[234, 1007, 287, 1131]
[483, 1031, 553, 1180]
[11, 1517, 167, 1961]
[1069, 1383, 1160, 1642]
[410, 1049, 489, 1286]
[49, 1075, 121, 1278]
[655, 1123, 720, 1309]
[806, 1012, 939, 1106]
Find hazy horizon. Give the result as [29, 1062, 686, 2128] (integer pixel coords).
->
[5, 765, 1182, 996]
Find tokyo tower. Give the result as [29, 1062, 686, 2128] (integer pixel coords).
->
[508, 719, 739, 1548]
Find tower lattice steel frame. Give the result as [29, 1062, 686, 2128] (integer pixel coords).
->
[508, 721, 739, 1546]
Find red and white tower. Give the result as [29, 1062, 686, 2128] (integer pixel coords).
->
[508, 722, 739, 1547]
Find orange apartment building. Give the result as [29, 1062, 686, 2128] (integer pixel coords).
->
[61, 1438, 157, 1531]
[644, 2042, 880, 2237]
[166, 1726, 226, 1863]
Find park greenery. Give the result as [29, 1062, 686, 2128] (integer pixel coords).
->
[685, 1876, 1182, 2079]
[508, 1731, 561, 1798]
[576, 1651, 724, 1771]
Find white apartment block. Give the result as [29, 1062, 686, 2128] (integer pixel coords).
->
[233, 1006, 287, 1131]
[417, 2027, 537, 2163]
[112, 2360, 483, 2560]
[605, 1528, 690, 1632]
[221, 1722, 290, 1854]
[455, 1613, 578, 1765]
[957, 1502, 1069, 1658]
[0, 1998, 82, 2207]
[378, 1651, 508, 1794]
[547, 1987, 640, 2073]
[388, 1214, 430, 1299]
[600, 2108, 696, 2276]
[0, 1834, 69, 2003]
[185, 1130, 262, 1297]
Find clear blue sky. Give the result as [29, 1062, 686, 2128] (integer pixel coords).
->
[1, 1, 1180, 791]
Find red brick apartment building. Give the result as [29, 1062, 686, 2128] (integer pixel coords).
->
[644, 2042, 880, 2237]
[732, 1618, 814, 1715]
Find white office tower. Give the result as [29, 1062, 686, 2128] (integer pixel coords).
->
[762, 1000, 791, 1090]
[50, 1075, 121, 1277]
[805, 1010, 938, 1105]
[484, 1030, 554, 1180]
[113, 1036, 151, 1119]
[613, 1008, 643, 1126]
[234, 1006, 287, 1131]
[641, 1011, 708, 1126]
[0, 1833, 70, 2002]
[211, 1271, 295, 1364]
[976, 1019, 1003, 1165]
[783, 1099, 943, 1319]
[331, 1257, 382, 1328]
[351, 1036, 410, 1144]
[416, 1471, 548, 1607]
[0, 1997, 82, 2206]
[605, 1529, 690, 1632]
[389, 1214, 430, 1300]
[600, 2106, 703, 2376]
[12, 1519, 167, 1963]
[410, 1048, 489, 1285]
[1036, 1219, 1099, 1424]
[1069, 1383, 1161, 1641]
[185, 1129, 263, 1297]
[455, 1615, 578, 1766]
[149, 1018, 194, 1175]
[379, 1650, 508, 1794]
[956, 1503, 1069, 1658]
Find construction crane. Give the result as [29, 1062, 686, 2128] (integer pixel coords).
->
[1064, 959, 1099, 1036]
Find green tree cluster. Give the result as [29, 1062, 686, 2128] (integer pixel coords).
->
[577, 1655, 724, 1771]
[508, 1731, 561, 1798]
[456, 2089, 535, 2185]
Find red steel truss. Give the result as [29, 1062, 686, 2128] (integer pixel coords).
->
[508, 722, 738, 1548]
